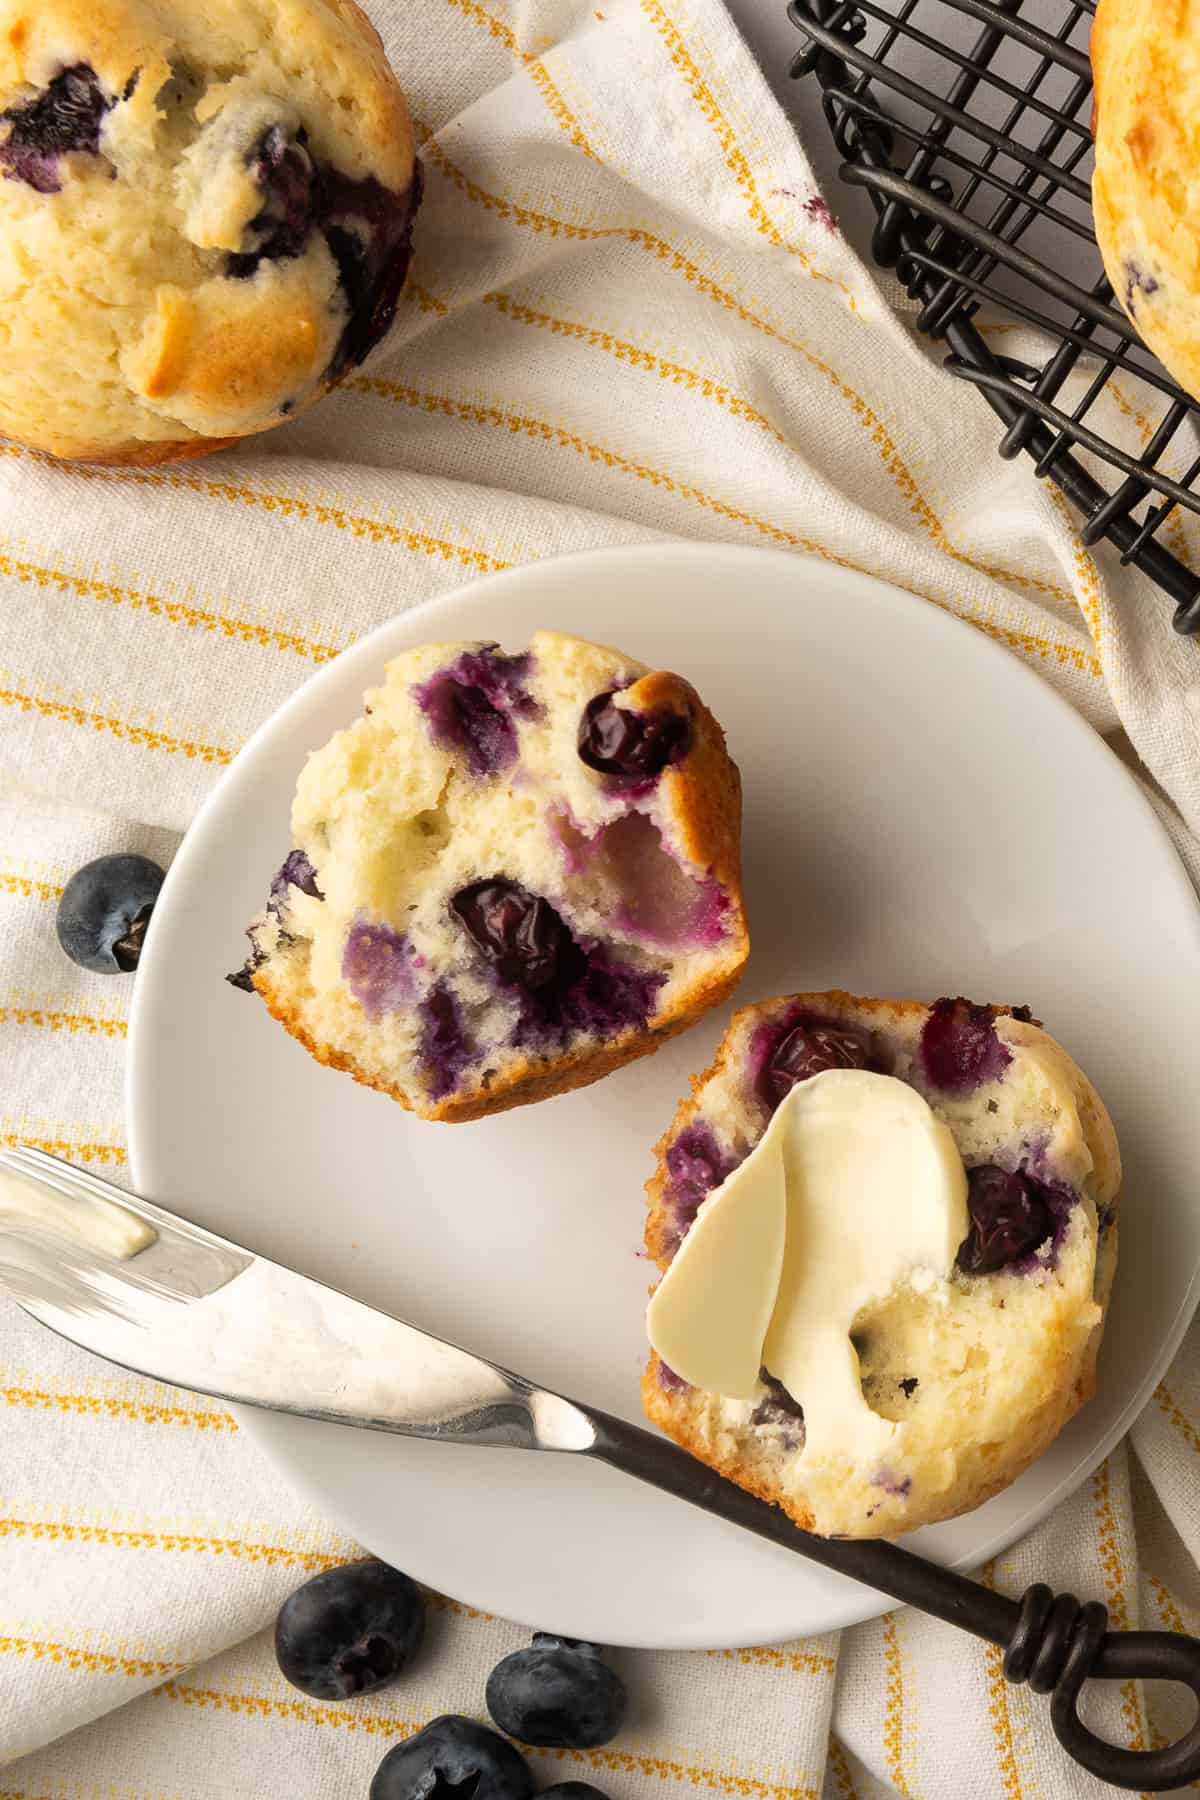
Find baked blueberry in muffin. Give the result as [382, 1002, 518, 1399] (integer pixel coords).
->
[231, 632, 748, 1122]
[0, 0, 420, 463]
[643, 991, 1120, 1538]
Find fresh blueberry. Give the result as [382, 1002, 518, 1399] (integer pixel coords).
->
[370, 1715, 533, 1800]
[577, 692, 690, 777]
[451, 879, 583, 992]
[56, 854, 164, 974]
[538, 1787, 611, 1800]
[763, 1019, 869, 1107]
[663, 1121, 737, 1246]
[957, 1164, 1054, 1274]
[485, 1634, 627, 1749]
[274, 1558, 425, 1701]
[0, 64, 112, 193]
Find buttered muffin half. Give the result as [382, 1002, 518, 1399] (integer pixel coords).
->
[231, 631, 749, 1122]
[644, 991, 1120, 1539]
[0, 0, 419, 462]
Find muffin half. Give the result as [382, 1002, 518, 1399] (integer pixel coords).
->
[232, 631, 748, 1121]
[643, 991, 1120, 1538]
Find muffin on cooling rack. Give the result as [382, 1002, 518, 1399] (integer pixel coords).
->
[232, 631, 749, 1122]
[1092, 0, 1200, 403]
[0, 0, 420, 463]
[643, 990, 1120, 1539]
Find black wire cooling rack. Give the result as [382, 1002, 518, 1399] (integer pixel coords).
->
[786, 0, 1200, 635]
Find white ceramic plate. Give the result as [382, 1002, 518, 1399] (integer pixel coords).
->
[130, 542, 1200, 1649]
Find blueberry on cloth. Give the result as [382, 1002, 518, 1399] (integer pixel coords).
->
[485, 1634, 627, 1749]
[370, 1714, 534, 1800]
[274, 1558, 425, 1700]
[55, 854, 164, 973]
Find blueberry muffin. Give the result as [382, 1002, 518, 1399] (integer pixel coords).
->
[231, 632, 749, 1122]
[1092, 0, 1200, 402]
[0, 0, 420, 463]
[643, 991, 1120, 1539]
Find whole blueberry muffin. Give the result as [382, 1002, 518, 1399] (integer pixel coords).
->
[232, 632, 748, 1122]
[0, 0, 420, 463]
[643, 991, 1120, 1539]
[1091, 0, 1200, 402]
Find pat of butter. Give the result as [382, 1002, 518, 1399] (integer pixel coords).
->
[646, 1117, 786, 1398]
[647, 1070, 968, 1466]
[0, 1167, 156, 1262]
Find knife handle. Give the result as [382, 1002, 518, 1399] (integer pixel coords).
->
[587, 1408, 1200, 1792]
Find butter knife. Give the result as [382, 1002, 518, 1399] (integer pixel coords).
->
[1, 1142, 1196, 1792]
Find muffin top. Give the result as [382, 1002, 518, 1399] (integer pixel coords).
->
[0, 0, 417, 459]
[1091, 0, 1200, 401]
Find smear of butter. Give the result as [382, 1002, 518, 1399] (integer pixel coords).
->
[0, 1166, 157, 1262]
[647, 1070, 968, 1465]
[646, 1119, 786, 1398]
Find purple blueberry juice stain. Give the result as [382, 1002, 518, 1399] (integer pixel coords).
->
[752, 1372, 805, 1444]
[657, 1360, 690, 1394]
[662, 1120, 739, 1249]
[1, 64, 113, 193]
[1123, 261, 1159, 318]
[270, 848, 323, 908]
[586, 811, 730, 949]
[870, 1470, 912, 1498]
[919, 996, 1010, 1096]
[228, 847, 323, 989]
[510, 942, 665, 1050]
[416, 645, 539, 777]
[341, 918, 415, 1016]
[418, 983, 475, 1101]
[549, 807, 591, 878]
[801, 194, 838, 233]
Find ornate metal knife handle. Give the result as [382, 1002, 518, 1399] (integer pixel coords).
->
[591, 1413, 1200, 1792]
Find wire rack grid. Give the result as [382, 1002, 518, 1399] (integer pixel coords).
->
[786, 0, 1200, 636]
